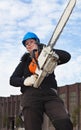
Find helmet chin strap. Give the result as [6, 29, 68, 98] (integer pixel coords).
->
[35, 39, 40, 44]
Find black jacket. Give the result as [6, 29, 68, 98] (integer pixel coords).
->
[10, 44, 71, 93]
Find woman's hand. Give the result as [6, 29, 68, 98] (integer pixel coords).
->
[24, 75, 38, 87]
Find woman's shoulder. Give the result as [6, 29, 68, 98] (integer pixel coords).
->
[20, 53, 30, 62]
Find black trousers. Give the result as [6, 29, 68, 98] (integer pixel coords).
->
[22, 88, 73, 130]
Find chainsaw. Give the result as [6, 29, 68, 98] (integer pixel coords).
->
[33, 0, 76, 88]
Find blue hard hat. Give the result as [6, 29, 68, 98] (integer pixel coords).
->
[22, 32, 40, 46]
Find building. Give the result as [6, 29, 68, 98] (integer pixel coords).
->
[0, 82, 81, 130]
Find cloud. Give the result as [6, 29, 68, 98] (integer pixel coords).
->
[55, 52, 81, 86]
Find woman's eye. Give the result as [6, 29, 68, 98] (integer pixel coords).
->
[30, 40, 34, 43]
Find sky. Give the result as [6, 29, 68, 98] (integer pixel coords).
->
[0, 0, 81, 97]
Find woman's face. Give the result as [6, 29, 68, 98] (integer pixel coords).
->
[25, 39, 38, 53]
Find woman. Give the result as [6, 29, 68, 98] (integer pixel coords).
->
[10, 32, 73, 130]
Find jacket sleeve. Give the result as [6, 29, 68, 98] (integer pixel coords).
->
[54, 49, 71, 65]
[9, 61, 25, 87]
